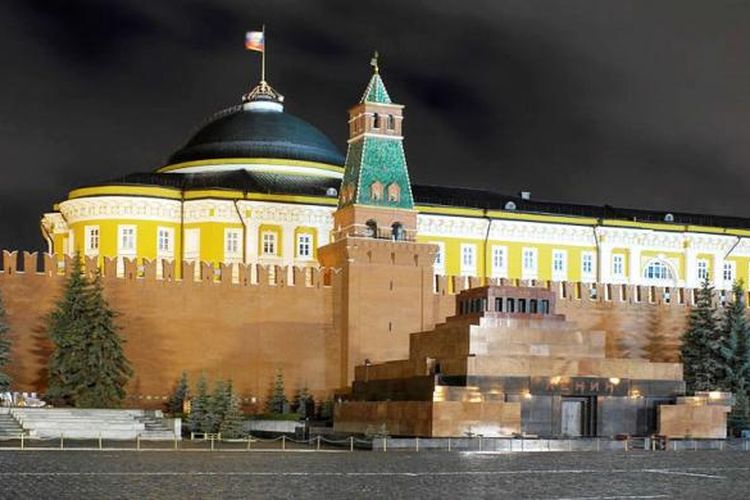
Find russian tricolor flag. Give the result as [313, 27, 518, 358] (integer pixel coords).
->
[245, 31, 265, 52]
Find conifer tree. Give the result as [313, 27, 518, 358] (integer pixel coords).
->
[266, 369, 288, 414]
[209, 379, 231, 433]
[167, 371, 190, 415]
[681, 278, 723, 393]
[74, 273, 132, 408]
[188, 373, 211, 433]
[219, 383, 245, 438]
[46, 253, 91, 405]
[719, 281, 750, 433]
[0, 289, 11, 392]
[294, 386, 313, 419]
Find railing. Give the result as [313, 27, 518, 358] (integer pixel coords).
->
[1, 433, 749, 452]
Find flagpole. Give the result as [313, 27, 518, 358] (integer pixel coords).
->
[261, 24, 266, 84]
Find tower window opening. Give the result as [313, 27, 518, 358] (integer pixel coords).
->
[365, 219, 378, 238]
[373, 113, 380, 129]
[391, 222, 405, 241]
[387, 183, 401, 202]
[387, 114, 396, 130]
[370, 181, 384, 201]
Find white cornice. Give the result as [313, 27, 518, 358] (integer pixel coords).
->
[60, 197, 181, 224]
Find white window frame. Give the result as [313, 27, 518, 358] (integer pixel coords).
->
[612, 253, 625, 279]
[491, 245, 508, 278]
[262, 231, 277, 256]
[184, 228, 200, 261]
[581, 251, 596, 282]
[84, 225, 100, 256]
[157, 226, 174, 257]
[460, 243, 476, 276]
[697, 259, 709, 282]
[296, 232, 313, 259]
[117, 225, 137, 256]
[431, 241, 446, 274]
[522, 247, 538, 278]
[552, 249, 567, 281]
[224, 228, 242, 259]
[644, 259, 672, 281]
[723, 261, 736, 284]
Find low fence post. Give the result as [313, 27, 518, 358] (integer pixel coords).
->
[20, 433, 24, 451]
[174, 435, 178, 450]
[282, 435, 286, 451]
[136, 435, 140, 451]
[60, 433, 64, 450]
[316, 435, 321, 451]
[416, 437, 419, 452]
[99, 432, 102, 451]
[210, 435, 215, 452]
[349, 436, 354, 452]
[447, 437, 451, 452]
[383, 437, 387, 453]
[247, 436, 252, 450]
[478, 435, 482, 452]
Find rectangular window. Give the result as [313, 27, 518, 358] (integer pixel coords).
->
[612, 254, 625, 277]
[581, 252, 595, 280]
[262, 231, 277, 256]
[552, 249, 567, 280]
[431, 242, 445, 270]
[84, 226, 100, 256]
[157, 227, 174, 255]
[184, 228, 200, 261]
[117, 225, 136, 254]
[492, 246, 507, 277]
[723, 261, 735, 283]
[460, 244, 476, 275]
[697, 259, 708, 281]
[522, 247, 538, 276]
[225, 228, 241, 257]
[297, 233, 313, 258]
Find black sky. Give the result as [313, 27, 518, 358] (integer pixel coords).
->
[2, 0, 750, 251]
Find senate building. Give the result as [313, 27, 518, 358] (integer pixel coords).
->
[39, 63, 750, 293]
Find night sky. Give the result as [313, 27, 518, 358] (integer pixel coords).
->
[2, 0, 750, 251]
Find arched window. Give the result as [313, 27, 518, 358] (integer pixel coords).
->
[643, 259, 674, 281]
[370, 181, 384, 201]
[391, 222, 405, 241]
[387, 114, 396, 130]
[365, 219, 378, 238]
[387, 182, 401, 203]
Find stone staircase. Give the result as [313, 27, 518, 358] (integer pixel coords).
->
[136, 412, 178, 440]
[0, 412, 24, 438]
[10, 408, 179, 440]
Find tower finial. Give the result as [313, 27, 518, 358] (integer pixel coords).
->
[370, 50, 379, 73]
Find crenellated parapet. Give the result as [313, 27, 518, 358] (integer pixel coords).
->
[0, 250, 340, 289]
[432, 273, 738, 308]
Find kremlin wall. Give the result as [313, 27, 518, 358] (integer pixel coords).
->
[0, 249, 691, 407]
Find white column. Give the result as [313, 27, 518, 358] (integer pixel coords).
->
[713, 253, 726, 290]
[246, 220, 259, 264]
[629, 247, 641, 286]
[684, 245, 697, 288]
[598, 243, 612, 284]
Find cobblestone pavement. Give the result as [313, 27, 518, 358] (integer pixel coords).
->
[1, 450, 749, 499]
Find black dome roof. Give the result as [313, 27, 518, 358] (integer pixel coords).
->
[166, 105, 345, 167]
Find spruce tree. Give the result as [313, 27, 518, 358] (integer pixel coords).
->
[188, 373, 211, 434]
[167, 371, 189, 415]
[74, 273, 132, 408]
[209, 379, 231, 433]
[719, 281, 750, 433]
[0, 289, 11, 392]
[266, 369, 288, 414]
[46, 253, 91, 405]
[294, 386, 313, 419]
[681, 278, 723, 393]
[219, 383, 245, 438]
